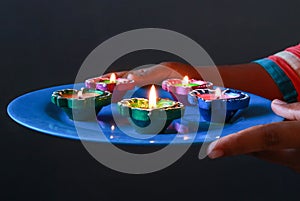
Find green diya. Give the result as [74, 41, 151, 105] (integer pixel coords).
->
[118, 95, 184, 134]
[51, 88, 112, 121]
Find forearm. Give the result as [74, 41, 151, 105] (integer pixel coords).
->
[160, 61, 283, 100]
[216, 63, 283, 100]
[161, 44, 300, 102]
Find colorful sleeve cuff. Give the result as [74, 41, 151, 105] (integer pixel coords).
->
[274, 51, 300, 77]
[253, 58, 298, 103]
[268, 55, 300, 102]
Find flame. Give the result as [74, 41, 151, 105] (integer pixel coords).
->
[182, 75, 189, 85]
[110, 73, 116, 83]
[215, 87, 222, 99]
[148, 85, 157, 109]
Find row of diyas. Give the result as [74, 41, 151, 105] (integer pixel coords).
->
[51, 74, 250, 133]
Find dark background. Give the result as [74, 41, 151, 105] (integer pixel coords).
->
[2, 0, 300, 200]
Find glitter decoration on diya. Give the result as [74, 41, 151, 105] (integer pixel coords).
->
[117, 85, 185, 134]
[188, 88, 250, 123]
[85, 73, 135, 102]
[51, 88, 111, 121]
[162, 76, 213, 104]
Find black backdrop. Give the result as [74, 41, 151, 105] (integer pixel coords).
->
[2, 0, 300, 200]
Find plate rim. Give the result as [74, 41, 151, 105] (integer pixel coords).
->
[7, 84, 284, 145]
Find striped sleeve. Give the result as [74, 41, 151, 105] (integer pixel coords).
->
[253, 44, 300, 103]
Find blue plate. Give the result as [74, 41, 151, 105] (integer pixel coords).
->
[7, 84, 283, 145]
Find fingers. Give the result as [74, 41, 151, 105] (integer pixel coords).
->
[101, 64, 180, 86]
[271, 99, 300, 120]
[125, 64, 181, 86]
[126, 68, 156, 85]
[207, 121, 300, 159]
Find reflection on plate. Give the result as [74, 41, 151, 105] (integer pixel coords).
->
[7, 84, 283, 145]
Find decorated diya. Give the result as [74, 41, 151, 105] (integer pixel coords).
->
[162, 76, 213, 104]
[51, 88, 111, 121]
[188, 88, 250, 122]
[85, 73, 135, 102]
[118, 85, 185, 134]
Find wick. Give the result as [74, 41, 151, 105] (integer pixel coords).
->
[215, 87, 222, 99]
[78, 87, 84, 99]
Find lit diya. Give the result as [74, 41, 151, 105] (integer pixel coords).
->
[118, 85, 184, 134]
[51, 88, 111, 121]
[188, 88, 250, 122]
[162, 76, 213, 104]
[85, 73, 135, 102]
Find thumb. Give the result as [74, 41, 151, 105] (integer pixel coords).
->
[126, 71, 151, 86]
[126, 64, 177, 86]
[125, 70, 155, 86]
[271, 99, 300, 120]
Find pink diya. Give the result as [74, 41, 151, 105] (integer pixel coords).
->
[85, 73, 135, 102]
[85, 73, 135, 92]
[162, 76, 213, 104]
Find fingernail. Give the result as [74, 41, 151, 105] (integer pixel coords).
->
[208, 150, 224, 159]
[207, 140, 224, 159]
[272, 99, 287, 105]
[127, 73, 134, 80]
[207, 140, 218, 154]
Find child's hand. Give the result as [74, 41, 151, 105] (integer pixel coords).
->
[207, 99, 300, 173]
